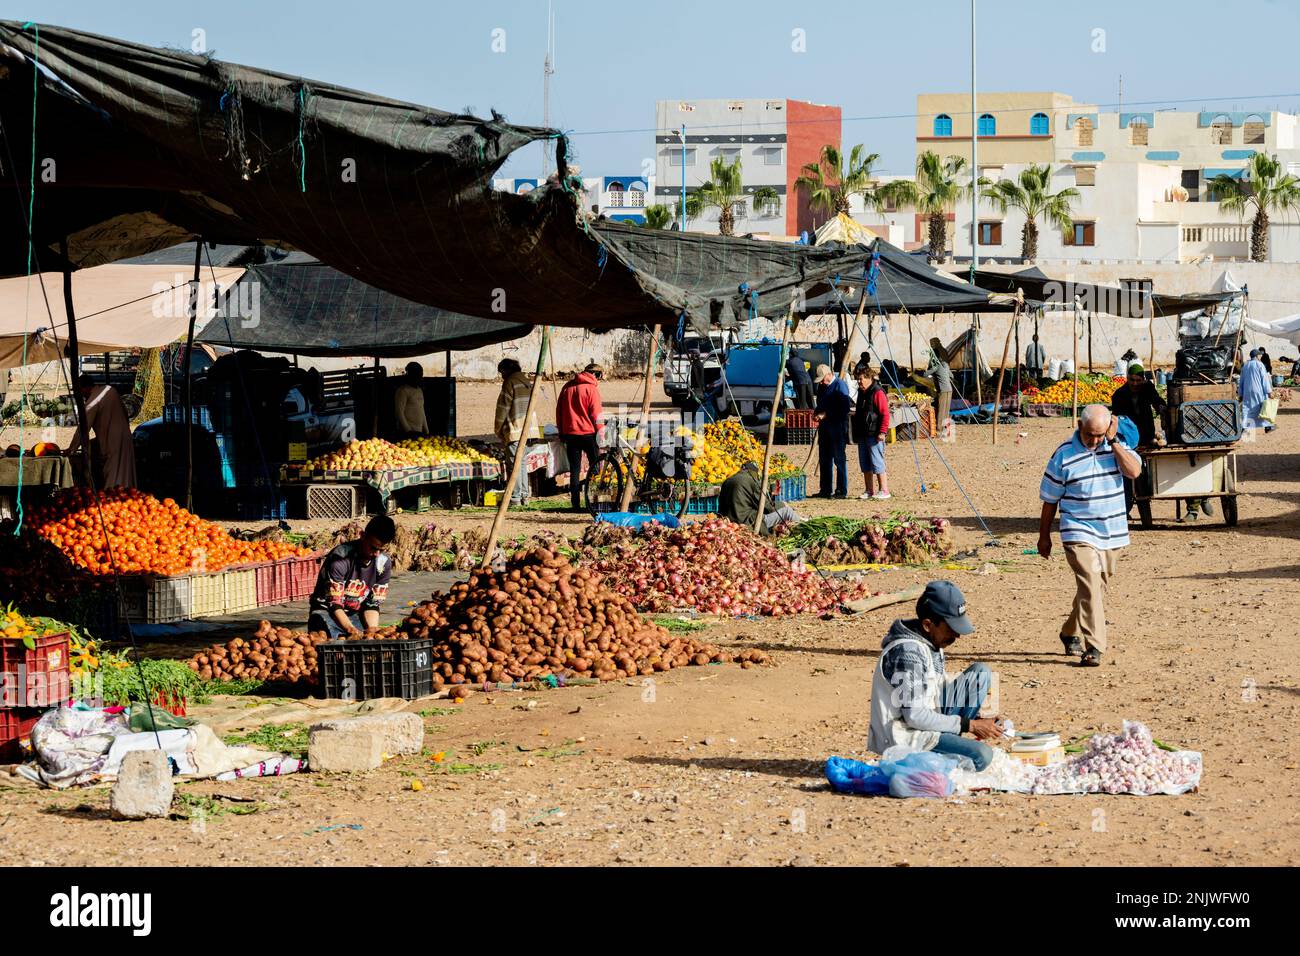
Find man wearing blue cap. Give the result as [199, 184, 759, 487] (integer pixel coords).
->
[868, 580, 1006, 771]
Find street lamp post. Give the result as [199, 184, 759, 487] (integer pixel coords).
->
[678, 125, 687, 230]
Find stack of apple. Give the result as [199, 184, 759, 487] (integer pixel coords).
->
[397, 436, 495, 467]
[306, 438, 422, 471]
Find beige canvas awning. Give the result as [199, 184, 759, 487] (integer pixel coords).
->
[0, 264, 244, 369]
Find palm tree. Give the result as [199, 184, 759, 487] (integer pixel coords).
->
[1208, 152, 1300, 261]
[642, 204, 674, 229]
[794, 144, 889, 217]
[879, 151, 971, 262]
[981, 164, 1078, 261]
[684, 156, 779, 236]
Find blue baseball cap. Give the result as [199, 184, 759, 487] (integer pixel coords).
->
[917, 580, 974, 634]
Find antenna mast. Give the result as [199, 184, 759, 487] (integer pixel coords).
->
[542, 1, 556, 180]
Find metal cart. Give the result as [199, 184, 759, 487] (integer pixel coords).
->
[1134, 442, 1240, 528]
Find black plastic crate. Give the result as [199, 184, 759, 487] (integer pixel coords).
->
[1174, 399, 1242, 445]
[786, 427, 816, 445]
[318, 637, 434, 701]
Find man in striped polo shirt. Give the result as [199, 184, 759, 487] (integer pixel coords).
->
[1038, 405, 1143, 667]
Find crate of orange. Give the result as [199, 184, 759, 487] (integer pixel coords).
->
[28, 488, 312, 623]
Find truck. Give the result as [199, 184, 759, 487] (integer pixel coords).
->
[663, 330, 734, 407]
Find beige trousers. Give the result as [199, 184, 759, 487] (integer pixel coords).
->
[1062, 543, 1120, 654]
[937, 390, 952, 428]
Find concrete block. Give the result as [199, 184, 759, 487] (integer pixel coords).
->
[110, 750, 174, 819]
[309, 713, 423, 755]
[308, 728, 384, 772]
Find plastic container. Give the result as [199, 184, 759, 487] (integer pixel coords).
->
[786, 427, 815, 446]
[778, 474, 806, 502]
[118, 575, 193, 624]
[1173, 399, 1243, 445]
[305, 484, 363, 520]
[229, 492, 288, 522]
[0, 706, 44, 762]
[785, 409, 816, 430]
[318, 637, 434, 701]
[1, 632, 71, 709]
[223, 567, 259, 614]
[189, 572, 226, 619]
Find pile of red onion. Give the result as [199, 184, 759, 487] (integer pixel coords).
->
[593, 516, 874, 616]
[1031, 721, 1202, 796]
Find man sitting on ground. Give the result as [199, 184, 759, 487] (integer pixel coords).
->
[307, 515, 396, 638]
[719, 461, 802, 536]
[868, 581, 1007, 771]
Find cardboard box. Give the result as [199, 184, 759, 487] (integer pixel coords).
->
[1009, 745, 1066, 767]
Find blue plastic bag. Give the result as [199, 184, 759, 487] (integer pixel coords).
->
[825, 756, 890, 795]
[1114, 414, 1140, 449]
[881, 750, 959, 799]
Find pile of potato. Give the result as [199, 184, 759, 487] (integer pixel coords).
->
[402, 547, 768, 692]
[185, 620, 413, 683]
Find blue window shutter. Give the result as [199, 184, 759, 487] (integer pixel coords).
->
[934, 114, 952, 137]
[1031, 112, 1049, 135]
[978, 114, 996, 137]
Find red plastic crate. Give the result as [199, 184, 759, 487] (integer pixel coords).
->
[0, 706, 44, 762]
[785, 409, 816, 430]
[254, 552, 325, 607]
[288, 552, 324, 601]
[1, 632, 71, 709]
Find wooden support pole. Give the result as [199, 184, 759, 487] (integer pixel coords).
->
[1014, 314, 1021, 403]
[991, 303, 1019, 445]
[183, 239, 202, 511]
[755, 305, 795, 534]
[972, 315, 983, 412]
[843, 585, 926, 615]
[59, 238, 93, 490]
[483, 326, 551, 566]
[618, 325, 659, 512]
[908, 315, 915, 371]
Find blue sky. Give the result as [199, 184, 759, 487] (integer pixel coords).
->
[19, 0, 1300, 180]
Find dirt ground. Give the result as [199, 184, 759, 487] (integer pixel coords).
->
[2, 379, 1297, 866]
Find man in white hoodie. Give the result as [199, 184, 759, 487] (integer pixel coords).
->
[868, 581, 1007, 770]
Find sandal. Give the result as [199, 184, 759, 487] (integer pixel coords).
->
[1081, 648, 1102, 667]
[1060, 635, 1084, 656]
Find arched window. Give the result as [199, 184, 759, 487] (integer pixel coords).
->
[977, 113, 996, 137]
[933, 114, 952, 137]
[1243, 114, 1265, 145]
[1030, 112, 1049, 135]
[1210, 115, 1233, 145]
[1129, 117, 1149, 146]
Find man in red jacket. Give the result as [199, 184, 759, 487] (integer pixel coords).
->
[852, 367, 891, 500]
[557, 362, 606, 510]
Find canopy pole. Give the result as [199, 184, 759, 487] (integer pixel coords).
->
[483, 326, 550, 566]
[1087, 310, 1094, 373]
[445, 350, 452, 377]
[972, 315, 983, 410]
[838, 284, 871, 379]
[1072, 306, 1080, 423]
[1147, 295, 1155, 371]
[618, 325, 659, 512]
[183, 239, 202, 511]
[1014, 313, 1021, 401]
[908, 316, 915, 371]
[59, 238, 93, 490]
[991, 296, 1020, 445]
[756, 304, 795, 534]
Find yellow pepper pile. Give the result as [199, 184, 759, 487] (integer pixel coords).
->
[624, 420, 806, 486]
[1030, 375, 1124, 405]
[1, 606, 38, 642]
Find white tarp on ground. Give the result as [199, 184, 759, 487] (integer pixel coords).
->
[0, 264, 244, 370]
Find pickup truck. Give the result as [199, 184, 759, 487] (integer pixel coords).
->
[663, 330, 733, 407]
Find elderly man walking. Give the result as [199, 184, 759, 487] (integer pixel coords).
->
[812, 363, 852, 498]
[1038, 405, 1143, 667]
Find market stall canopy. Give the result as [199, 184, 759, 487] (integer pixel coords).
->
[0, 22, 872, 334]
[813, 213, 880, 247]
[796, 240, 1006, 317]
[196, 256, 532, 357]
[964, 266, 1236, 318]
[0, 264, 244, 369]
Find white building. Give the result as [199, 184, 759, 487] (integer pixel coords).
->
[492, 174, 656, 224]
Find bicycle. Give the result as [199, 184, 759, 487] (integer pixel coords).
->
[583, 429, 694, 519]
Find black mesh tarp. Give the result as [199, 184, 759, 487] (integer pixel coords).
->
[196, 257, 531, 357]
[965, 267, 1235, 318]
[796, 241, 1005, 317]
[0, 22, 872, 333]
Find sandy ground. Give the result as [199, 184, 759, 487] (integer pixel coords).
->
[1, 380, 1298, 866]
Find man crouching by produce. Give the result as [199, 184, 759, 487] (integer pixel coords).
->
[868, 581, 1006, 771]
[307, 515, 397, 638]
[719, 461, 803, 536]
